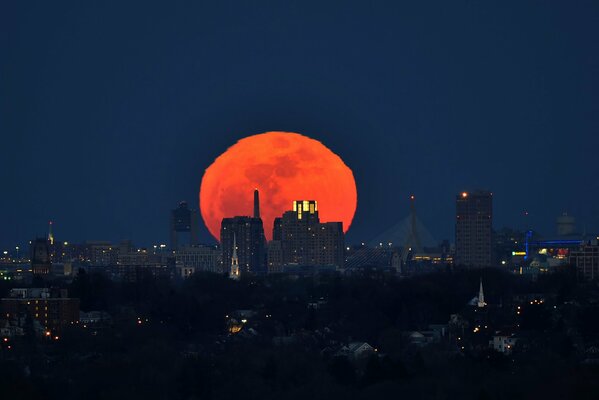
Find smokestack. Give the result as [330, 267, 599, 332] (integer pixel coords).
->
[253, 189, 260, 218]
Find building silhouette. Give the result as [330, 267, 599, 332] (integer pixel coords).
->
[275, 200, 344, 270]
[267, 240, 284, 273]
[31, 238, 51, 275]
[571, 238, 599, 281]
[220, 190, 266, 275]
[175, 244, 221, 274]
[455, 191, 493, 268]
[170, 201, 199, 249]
[114, 249, 176, 283]
[1, 288, 79, 335]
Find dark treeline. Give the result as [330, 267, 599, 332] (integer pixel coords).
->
[1, 268, 599, 400]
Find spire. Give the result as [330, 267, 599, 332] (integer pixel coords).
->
[477, 278, 486, 308]
[229, 233, 240, 280]
[253, 189, 260, 219]
[48, 221, 54, 245]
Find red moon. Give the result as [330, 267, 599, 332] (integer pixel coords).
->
[199, 131, 357, 241]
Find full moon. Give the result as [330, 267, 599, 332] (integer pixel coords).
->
[199, 131, 357, 241]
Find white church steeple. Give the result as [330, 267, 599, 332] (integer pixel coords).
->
[229, 233, 240, 280]
[477, 278, 486, 308]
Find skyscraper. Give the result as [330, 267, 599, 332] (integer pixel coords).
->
[277, 200, 344, 269]
[268, 216, 284, 273]
[170, 201, 199, 249]
[220, 190, 266, 275]
[455, 191, 493, 268]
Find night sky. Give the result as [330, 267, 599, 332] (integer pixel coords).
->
[2, 1, 598, 249]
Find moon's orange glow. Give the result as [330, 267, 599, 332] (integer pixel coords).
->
[200, 131, 357, 241]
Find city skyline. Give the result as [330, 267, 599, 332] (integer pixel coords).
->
[0, 187, 592, 252]
[3, 2, 599, 248]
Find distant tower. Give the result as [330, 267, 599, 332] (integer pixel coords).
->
[170, 201, 199, 250]
[254, 189, 260, 219]
[31, 238, 51, 275]
[455, 191, 493, 268]
[48, 221, 54, 245]
[221, 190, 267, 275]
[401, 195, 423, 263]
[477, 278, 486, 308]
[229, 234, 240, 280]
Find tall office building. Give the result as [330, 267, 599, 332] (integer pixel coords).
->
[220, 190, 267, 275]
[455, 191, 493, 268]
[267, 240, 284, 273]
[273, 217, 283, 240]
[170, 201, 200, 249]
[277, 200, 344, 269]
[268, 216, 283, 273]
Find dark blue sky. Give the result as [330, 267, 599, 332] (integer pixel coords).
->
[2, 1, 598, 249]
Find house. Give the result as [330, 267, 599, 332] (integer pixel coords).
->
[0, 319, 24, 338]
[490, 332, 518, 354]
[405, 324, 447, 347]
[582, 346, 599, 365]
[407, 331, 436, 347]
[336, 342, 376, 359]
[79, 311, 112, 325]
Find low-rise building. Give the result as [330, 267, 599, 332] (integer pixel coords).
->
[0, 288, 79, 335]
[175, 244, 221, 274]
[571, 239, 599, 281]
[336, 342, 376, 360]
[490, 332, 518, 354]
